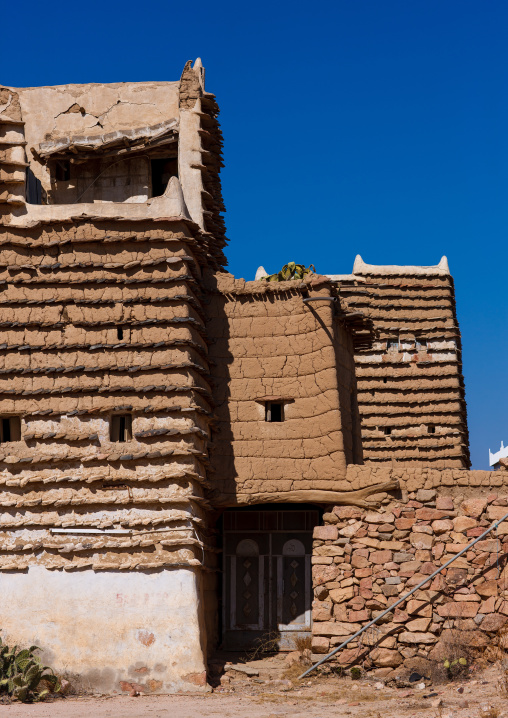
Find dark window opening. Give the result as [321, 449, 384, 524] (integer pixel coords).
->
[383, 378, 388, 384]
[384, 426, 392, 436]
[151, 158, 178, 197]
[0, 417, 21, 443]
[117, 327, 124, 341]
[55, 160, 71, 182]
[265, 402, 284, 422]
[26, 167, 42, 204]
[416, 338, 427, 350]
[110, 414, 132, 442]
[428, 425, 436, 434]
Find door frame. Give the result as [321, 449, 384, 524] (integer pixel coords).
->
[219, 504, 321, 651]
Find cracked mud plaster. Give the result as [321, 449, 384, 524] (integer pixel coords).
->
[205, 273, 359, 500]
[16, 81, 180, 189]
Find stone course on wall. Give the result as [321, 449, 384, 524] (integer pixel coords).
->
[335, 262, 469, 468]
[0, 219, 219, 574]
[311, 481, 508, 673]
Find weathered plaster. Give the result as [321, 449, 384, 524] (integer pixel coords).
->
[0, 566, 208, 693]
[16, 82, 180, 191]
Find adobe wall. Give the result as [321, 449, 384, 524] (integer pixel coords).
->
[0, 216, 219, 692]
[15, 81, 180, 193]
[312, 468, 508, 674]
[205, 273, 360, 506]
[336, 261, 469, 468]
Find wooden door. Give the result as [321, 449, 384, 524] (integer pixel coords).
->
[222, 509, 317, 651]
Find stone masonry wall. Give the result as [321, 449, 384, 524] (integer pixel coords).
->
[0, 218, 216, 573]
[337, 268, 469, 468]
[312, 480, 508, 673]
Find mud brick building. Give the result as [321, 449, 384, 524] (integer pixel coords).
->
[0, 60, 506, 693]
[327, 256, 469, 468]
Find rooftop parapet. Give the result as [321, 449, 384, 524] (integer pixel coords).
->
[352, 254, 450, 276]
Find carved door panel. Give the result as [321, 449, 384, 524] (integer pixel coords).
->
[277, 539, 311, 631]
[231, 538, 264, 630]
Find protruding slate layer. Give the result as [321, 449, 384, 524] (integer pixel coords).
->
[329, 258, 469, 468]
[0, 219, 218, 572]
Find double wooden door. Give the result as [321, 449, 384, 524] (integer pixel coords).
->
[222, 509, 317, 650]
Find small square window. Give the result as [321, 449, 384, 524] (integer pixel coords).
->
[265, 402, 284, 422]
[383, 426, 392, 436]
[0, 417, 21, 442]
[110, 414, 132, 442]
[428, 424, 436, 434]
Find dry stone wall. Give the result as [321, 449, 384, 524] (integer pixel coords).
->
[312, 477, 508, 673]
[336, 268, 469, 468]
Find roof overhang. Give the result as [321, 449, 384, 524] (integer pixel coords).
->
[33, 118, 179, 162]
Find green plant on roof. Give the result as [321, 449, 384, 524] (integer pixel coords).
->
[262, 262, 316, 282]
[0, 637, 60, 703]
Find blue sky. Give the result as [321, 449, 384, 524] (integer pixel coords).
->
[2, 0, 506, 468]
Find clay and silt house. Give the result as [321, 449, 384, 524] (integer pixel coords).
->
[0, 60, 504, 692]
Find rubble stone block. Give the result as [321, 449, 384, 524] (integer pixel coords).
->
[460, 498, 488, 518]
[329, 586, 355, 604]
[437, 602, 478, 618]
[393, 552, 414, 563]
[311, 636, 330, 654]
[398, 631, 438, 644]
[410, 533, 434, 550]
[476, 580, 498, 598]
[432, 519, 453, 534]
[313, 621, 361, 637]
[452, 516, 477, 533]
[415, 508, 452, 521]
[370, 550, 392, 565]
[405, 600, 432, 617]
[416, 489, 437, 503]
[406, 617, 432, 632]
[480, 613, 508, 632]
[370, 647, 403, 667]
[436, 496, 455, 511]
[313, 526, 339, 541]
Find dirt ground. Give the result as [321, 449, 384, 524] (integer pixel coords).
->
[1, 664, 508, 718]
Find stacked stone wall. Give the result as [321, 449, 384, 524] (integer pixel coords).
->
[338, 271, 469, 468]
[312, 478, 508, 672]
[0, 219, 216, 573]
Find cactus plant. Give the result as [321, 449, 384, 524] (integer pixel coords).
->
[0, 637, 60, 702]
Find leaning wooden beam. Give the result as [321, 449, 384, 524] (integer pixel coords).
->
[212, 480, 400, 509]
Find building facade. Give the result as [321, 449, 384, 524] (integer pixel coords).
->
[2, 60, 502, 693]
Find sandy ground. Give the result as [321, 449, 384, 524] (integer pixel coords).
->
[1, 667, 507, 718]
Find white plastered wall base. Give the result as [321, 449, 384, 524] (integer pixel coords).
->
[0, 566, 208, 693]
